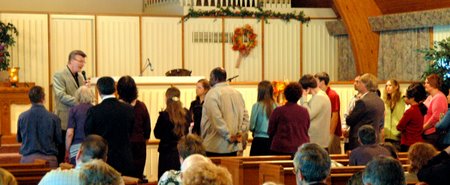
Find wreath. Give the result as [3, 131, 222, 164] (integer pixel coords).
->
[232, 24, 257, 68]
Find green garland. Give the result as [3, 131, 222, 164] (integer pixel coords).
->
[184, 6, 310, 24]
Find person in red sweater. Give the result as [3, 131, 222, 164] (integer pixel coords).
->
[397, 83, 428, 152]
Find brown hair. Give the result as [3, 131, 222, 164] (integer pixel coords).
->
[165, 87, 187, 137]
[426, 74, 443, 90]
[383, 79, 401, 111]
[408, 142, 437, 173]
[177, 134, 206, 160]
[67, 50, 86, 63]
[198, 79, 211, 92]
[257, 81, 276, 118]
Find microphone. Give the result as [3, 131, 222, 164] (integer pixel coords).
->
[82, 71, 87, 81]
[140, 58, 153, 76]
[227, 75, 239, 82]
[149, 58, 154, 71]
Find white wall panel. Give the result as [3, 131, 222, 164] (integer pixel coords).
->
[97, 16, 140, 76]
[184, 18, 222, 77]
[50, 15, 96, 79]
[0, 13, 49, 107]
[433, 25, 450, 42]
[264, 19, 301, 81]
[302, 19, 338, 81]
[142, 17, 182, 76]
[224, 19, 262, 82]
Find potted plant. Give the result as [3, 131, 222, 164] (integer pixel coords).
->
[420, 37, 450, 93]
[0, 21, 18, 81]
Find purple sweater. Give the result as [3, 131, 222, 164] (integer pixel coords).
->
[268, 102, 310, 154]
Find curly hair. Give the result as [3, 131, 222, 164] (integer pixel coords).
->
[182, 162, 232, 185]
[79, 159, 123, 185]
[408, 142, 437, 173]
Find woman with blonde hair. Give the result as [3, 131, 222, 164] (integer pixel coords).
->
[154, 87, 191, 180]
[405, 142, 437, 183]
[383, 79, 405, 150]
[249, 80, 277, 156]
[66, 86, 94, 165]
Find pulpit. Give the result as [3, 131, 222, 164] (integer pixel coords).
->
[0, 82, 34, 144]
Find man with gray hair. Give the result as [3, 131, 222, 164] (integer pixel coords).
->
[346, 73, 384, 150]
[362, 157, 405, 185]
[293, 143, 331, 185]
[349, 125, 391, 166]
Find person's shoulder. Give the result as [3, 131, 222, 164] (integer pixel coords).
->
[39, 168, 79, 185]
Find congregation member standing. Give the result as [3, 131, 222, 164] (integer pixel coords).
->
[436, 89, 450, 149]
[315, 72, 342, 154]
[423, 74, 448, 147]
[189, 79, 210, 135]
[396, 83, 427, 152]
[299, 74, 331, 150]
[65, 86, 94, 165]
[117, 76, 151, 180]
[268, 82, 310, 156]
[249, 80, 277, 156]
[154, 87, 191, 179]
[53, 50, 89, 163]
[201, 67, 249, 157]
[85, 76, 135, 177]
[17, 86, 62, 168]
[346, 73, 385, 151]
[383, 79, 405, 150]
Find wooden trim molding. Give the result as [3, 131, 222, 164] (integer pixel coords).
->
[333, 0, 382, 76]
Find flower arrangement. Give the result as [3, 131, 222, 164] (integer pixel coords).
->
[232, 24, 257, 68]
[184, 6, 310, 24]
[0, 21, 18, 71]
[272, 80, 288, 105]
[232, 24, 257, 56]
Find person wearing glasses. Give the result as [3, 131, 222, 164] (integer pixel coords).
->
[53, 50, 90, 164]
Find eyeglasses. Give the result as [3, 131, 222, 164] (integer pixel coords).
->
[72, 58, 86, 64]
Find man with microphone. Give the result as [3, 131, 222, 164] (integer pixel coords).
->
[53, 50, 90, 164]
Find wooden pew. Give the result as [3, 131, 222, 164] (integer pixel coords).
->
[9, 168, 52, 185]
[260, 164, 413, 185]
[0, 159, 48, 170]
[334, 157, 409, 166]
[209, 155, 291, 165]
[221, 159, 294, 185]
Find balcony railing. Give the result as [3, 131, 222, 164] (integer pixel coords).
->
[144, 0, 291, 9]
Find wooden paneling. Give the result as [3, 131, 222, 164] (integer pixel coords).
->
[0, 13, 50, 107]
[333, 0, 381, 76]
[141, 17, 182, 76]
[96, 16, 140, 76]
[263, 19, 301, 81]
[302, 19, 338, 81]
[374, 0, 450, 14]
[224, 19, 262, 82]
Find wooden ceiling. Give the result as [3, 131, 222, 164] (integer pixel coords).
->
[292, 0, 450, 15]
[374, 0, 450, 14]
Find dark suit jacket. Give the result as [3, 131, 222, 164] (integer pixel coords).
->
[85, 97, 135, 177]
[346, 92, 385, 150]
